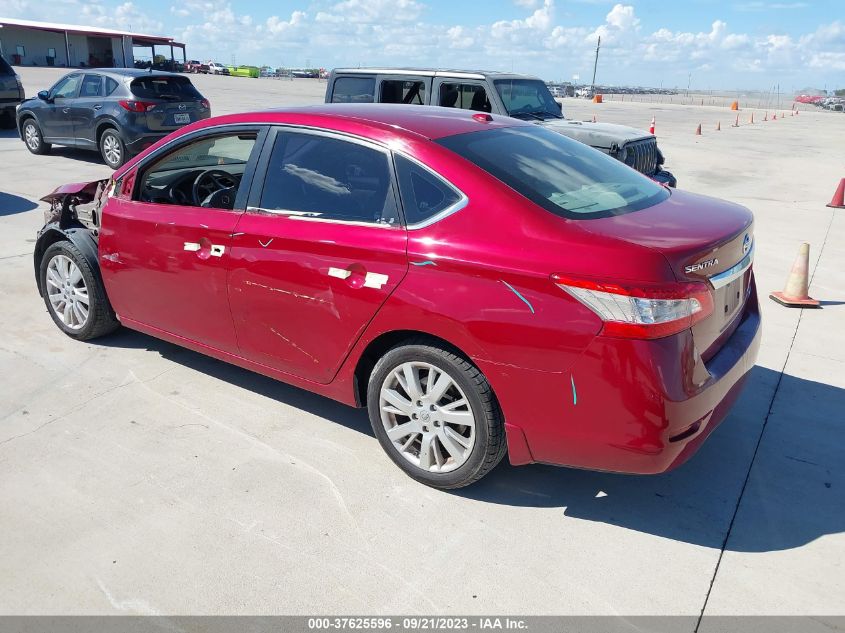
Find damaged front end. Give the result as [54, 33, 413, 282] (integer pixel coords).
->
[40, 178, 112, 231]
[34, 179, 113, 295]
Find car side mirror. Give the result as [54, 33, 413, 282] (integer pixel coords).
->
[38, 90, 51, 102]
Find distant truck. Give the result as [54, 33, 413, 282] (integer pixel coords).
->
[184, 60, 209, 74]
[325, 68, 676, 186]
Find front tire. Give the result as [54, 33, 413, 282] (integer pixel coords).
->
[40, 241, 119, 341]
[367, 340, 506, 489]
[99, 128, 125, 169]
[22, 118, 51, 154]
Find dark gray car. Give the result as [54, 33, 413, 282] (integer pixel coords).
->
[16, 69, 210, 168]
[0, 54, 25, 129]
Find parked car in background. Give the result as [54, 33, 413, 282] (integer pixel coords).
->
[549, 85, 565, 98]
[228, 65, 260, 78]
[326, 68, 676, 186]
[185, 60, 209, 74]
[16, 69, 210, 168]
[0, 53, 25, 129]
[208, 62, 230, 75]
[33, 105, 759, 488]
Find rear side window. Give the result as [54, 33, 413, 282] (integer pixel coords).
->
[130, 76, 201, 100]
[380, 80, 425, 105]
[80, 75, 103, 97]
[394, 154, 462, 226]
[0, 55, 14, 76]
[258, 132, 399, 225]
[439, 83, 491, 112]
[331, 77, 375, 103]
[436, 125, 669, 219]
[105, 77, 120, 95]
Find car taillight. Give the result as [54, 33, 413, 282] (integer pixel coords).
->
[200, 99, 210, 110]
[118, 100, 157, 112]
[552, 274, 713, 339]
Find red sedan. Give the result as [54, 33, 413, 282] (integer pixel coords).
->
[34, 105, 761, 488]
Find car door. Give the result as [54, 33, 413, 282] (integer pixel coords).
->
[69, 74, 104, 147]
[376, 74, 430, 105]
[41, 73, 81, 140]
[432, 78, 492, 113]
[99, 125, 268, 353]
[228, 127, 408, 384]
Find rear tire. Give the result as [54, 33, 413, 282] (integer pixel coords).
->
[99, 128, 125, 169]
[22, 118, 51, 154]
[367, 340, 506, 489]
[40, 240, 119, 341]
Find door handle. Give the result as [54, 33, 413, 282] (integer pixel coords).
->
[62, 108, 70, 114]
[93, 104, 102, 110]
[184, 242, 225, 257]
[327, 266, 389, 289]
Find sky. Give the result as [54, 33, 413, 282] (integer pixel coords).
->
[1, 0, 843, 89]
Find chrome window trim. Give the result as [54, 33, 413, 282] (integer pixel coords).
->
[709, 241, 754, 289]
[394, 152, 469, 230]
[246, 206, 399, 229]
[333, 69, 486, 80]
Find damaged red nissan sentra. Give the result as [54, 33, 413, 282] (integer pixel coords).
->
[33, 105, 760, 488]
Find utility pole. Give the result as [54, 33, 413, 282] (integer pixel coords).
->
[589, 36, 600, 97]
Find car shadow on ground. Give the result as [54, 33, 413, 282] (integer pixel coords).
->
[95, 330, 843, 553]
[47, 146, 107, 165]
[0, 191, 38, 216]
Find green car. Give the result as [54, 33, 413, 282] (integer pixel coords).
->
[227, 65, 259, 78]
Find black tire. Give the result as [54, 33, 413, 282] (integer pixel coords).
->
[21, 118, 51, 154]
[39, 240, 119, 341]
[367, 339, 507, 489]
[99, 128, 126, 169]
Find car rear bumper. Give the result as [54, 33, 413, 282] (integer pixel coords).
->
[479, 278, 762, 474]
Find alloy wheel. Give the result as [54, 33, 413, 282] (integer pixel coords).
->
[102, 133, 121, 166]
[379, 361, 476, 473]
[24, 123, 40, 150]
[45, 254, 89, 330]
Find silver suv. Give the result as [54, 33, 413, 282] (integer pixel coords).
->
[325, 68, 676, 187]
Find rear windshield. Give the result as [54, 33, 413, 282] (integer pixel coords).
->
[130, 76, 201, 101]
[0, 55, 14, 76]
[436, 126, 669, 219]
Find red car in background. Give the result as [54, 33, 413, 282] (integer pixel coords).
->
[33, 105, 760, 488]
[184, 60, 209, 74]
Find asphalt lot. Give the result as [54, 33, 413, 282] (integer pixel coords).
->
[1, 68, 843, 617]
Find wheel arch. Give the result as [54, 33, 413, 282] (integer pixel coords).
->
[34, 226, 101, 296]
[17, 111, 36, 140]
[352, 329, 482, 408]
[95, 119, 120, 144]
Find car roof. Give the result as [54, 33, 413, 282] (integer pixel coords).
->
[68, 68, 184, 80]
[203, 104, 530, 141]
[331, 67, 541, 82]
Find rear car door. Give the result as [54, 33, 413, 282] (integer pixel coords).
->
[228, 127, 408, 383]
[42, 74, 81, 140]
[432, 79, 492, 113]
[99, 126, 267, 353]
[69, 74, 104, 147]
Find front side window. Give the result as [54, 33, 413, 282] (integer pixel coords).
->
[493, 79, 562, 120]
[380, 80, 425, 105]
[394, 154, 462, 226]
[137, 132, 257, 208]
[436, 125, 669, 219]
[439, 83, 490, 112]
[258, 132, 399, 225]
[80, 75, 103, 98]
[52, 75, 81, 99]
[331, 77, 375, 103]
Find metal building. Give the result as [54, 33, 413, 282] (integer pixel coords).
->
[0, 17, 186, 70]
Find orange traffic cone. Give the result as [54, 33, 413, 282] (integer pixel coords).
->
[695, 124, 702, 135]
[770, 243, 820, 308]
[827, 178, 845, 209]
[716, 121, 721, 131]
[649, 116, 655, 134]
[730, 100, 739, 110]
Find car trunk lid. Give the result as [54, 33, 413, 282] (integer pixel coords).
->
[129, 75, 207, 131]
[578, 189, 755, 359]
